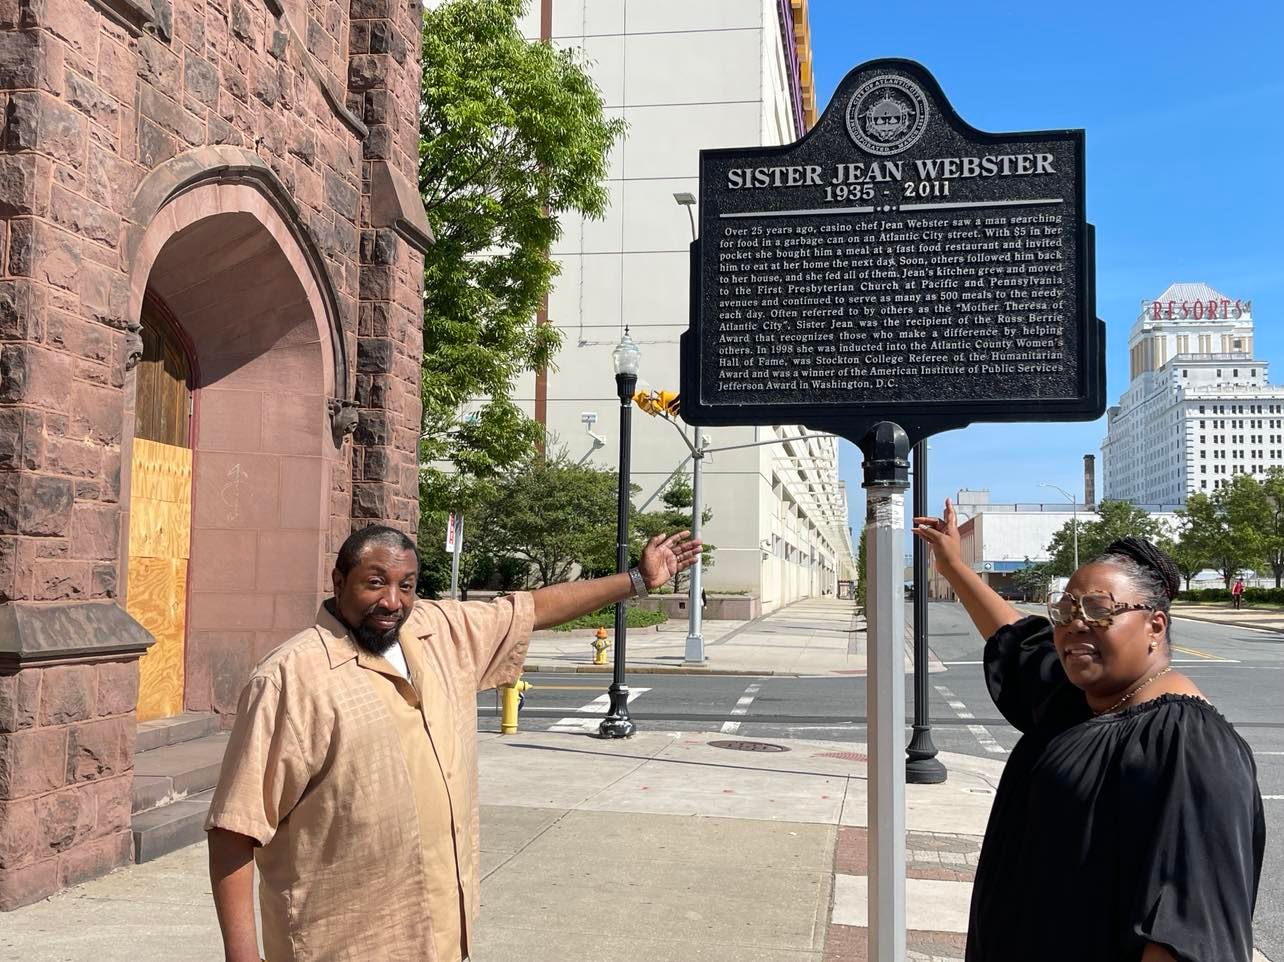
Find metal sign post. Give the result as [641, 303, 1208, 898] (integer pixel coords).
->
[860, 422, 909, 961]
[447, 513, 463, 601]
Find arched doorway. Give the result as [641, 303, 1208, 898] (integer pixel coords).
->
[128, 294, 195, 722]
[124, 181, 343, 718]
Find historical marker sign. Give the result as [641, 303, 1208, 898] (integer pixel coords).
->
[680, 59, 1104, 443]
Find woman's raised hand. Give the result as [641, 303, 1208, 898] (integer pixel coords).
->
[912, 497, 963, 571]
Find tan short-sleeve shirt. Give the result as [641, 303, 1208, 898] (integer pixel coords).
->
[205, 594, 534, 962]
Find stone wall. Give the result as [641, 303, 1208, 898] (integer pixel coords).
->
[0, 0, 432, 907]
[0, 658, 138, 908]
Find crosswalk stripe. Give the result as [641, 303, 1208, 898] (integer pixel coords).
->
[720, 682, 763, 734]
[548, 687, 651, 733]
[935, 683, 1007, 754]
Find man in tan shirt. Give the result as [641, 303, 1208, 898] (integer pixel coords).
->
[206, 524, 700, 962]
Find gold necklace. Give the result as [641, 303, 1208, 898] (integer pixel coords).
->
[1095, 666, 1173, 716]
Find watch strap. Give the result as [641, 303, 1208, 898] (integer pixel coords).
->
[628, 567, 649, 599]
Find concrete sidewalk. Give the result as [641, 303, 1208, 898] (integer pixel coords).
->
[4, 732, 1275, 961]
[0, 729, 1004, 962]
[525, 597, 944, 676]
[1171, 603, 1284, 634]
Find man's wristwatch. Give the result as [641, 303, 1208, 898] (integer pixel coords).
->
[628, 567, 650, 599]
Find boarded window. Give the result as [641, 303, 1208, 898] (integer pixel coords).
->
[135, 299, 191, 448]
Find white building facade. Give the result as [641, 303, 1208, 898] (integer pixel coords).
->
[515, 1, 852, 610]
[1102, 282, 1284, 504]
[928, 490, 1180, 599]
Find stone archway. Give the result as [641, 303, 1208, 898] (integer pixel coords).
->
[124, 180, 344, 716]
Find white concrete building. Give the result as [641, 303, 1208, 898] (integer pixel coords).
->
[517, 1, 853, 610]
[1102, 283, 1284, 504]
[928, 489, 1179, 599]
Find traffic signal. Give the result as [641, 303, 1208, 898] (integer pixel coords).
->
[632, 390, 681, 418]
[656, 391, 680, 418]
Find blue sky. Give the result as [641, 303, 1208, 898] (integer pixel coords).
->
[813, 1, 1284, 532]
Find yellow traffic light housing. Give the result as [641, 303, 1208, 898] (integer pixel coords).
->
[656, 391, 680, 418]
[632, 390, 681, 419]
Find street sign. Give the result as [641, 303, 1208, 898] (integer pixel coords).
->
[680, 58, 1104, 445]
[445, 512, 457, 553]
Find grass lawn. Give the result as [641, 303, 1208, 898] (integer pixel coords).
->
[549, 604, 668, 631]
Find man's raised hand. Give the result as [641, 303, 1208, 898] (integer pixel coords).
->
[638, 531, 703, 589]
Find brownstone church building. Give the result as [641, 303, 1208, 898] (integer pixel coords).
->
[0, 0, 432, 906]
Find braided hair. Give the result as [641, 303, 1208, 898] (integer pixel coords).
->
[1093, 536, 1180, 642]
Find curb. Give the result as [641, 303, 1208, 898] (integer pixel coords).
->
[531, 624, 667, 640]
[1170, 610, 1284, 634]
[521, 663, 799, 676]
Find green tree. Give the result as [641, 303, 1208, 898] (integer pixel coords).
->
[417, 0, 627, 503]
[633, 475, 715, 593]
[1158, 523, 1207, 591]
[1011, 558, 1052, 601]
[855, 527, 867, 603]
[471, 450, 619, 587]
[1180, 479, 1267, 587]
[1044, 500, 1163, 576]
[1262, 468, 1284, 587]
[1219, 475, 1269, 584]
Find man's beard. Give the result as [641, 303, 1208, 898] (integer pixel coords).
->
[326, 599, 405, 655]
[352, 621, 401, 655]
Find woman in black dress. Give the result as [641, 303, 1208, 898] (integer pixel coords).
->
[914, 498, 1265, 962]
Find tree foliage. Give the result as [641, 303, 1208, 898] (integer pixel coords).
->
[633, 474, 715, 593]
[1158, 523, 1206, 591]
[1044, 500, 1164, 576]
[417, 0, 627, 503]
[855, 527, 867, 603]
[1011, 558, 1052, 600]
[1262, 468, 1284, 587]
[1177, 478, 1268, 587]
[469, 450, 620, 587]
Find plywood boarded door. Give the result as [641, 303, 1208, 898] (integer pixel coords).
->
[128, 303, 193, 722]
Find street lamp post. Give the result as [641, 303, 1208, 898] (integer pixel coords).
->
[906, 440, 946, 784]
[1039, 482, 1078, 569]
[599, 330, 641, 739]
[685, 435, 707, 664]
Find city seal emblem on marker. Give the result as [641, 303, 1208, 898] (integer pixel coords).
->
[845, 75, 930, 155]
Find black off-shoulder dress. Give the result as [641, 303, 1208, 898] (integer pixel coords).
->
[967, 616, 1266, 962]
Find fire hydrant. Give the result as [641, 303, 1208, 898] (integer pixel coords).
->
[499, 676, 532, 735]
[592, 626, 609, 666]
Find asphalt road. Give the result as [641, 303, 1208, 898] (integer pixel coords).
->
[479, 602, 1284, 959]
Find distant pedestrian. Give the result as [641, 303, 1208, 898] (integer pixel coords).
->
[1232, 577, 1245, 609]
[206, 525, 700, 962]
[914, 498, 1264, 962]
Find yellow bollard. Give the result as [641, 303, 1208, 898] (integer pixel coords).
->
[499, 676, 532, 735]
[592, 626, 609, 665]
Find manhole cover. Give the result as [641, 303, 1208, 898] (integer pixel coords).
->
[815, 751, 867, 763]
[708, 740, 790, 753]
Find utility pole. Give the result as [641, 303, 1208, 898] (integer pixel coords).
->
[1040, 481, 1079, 569]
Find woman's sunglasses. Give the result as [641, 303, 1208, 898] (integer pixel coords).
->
[1046, 591, 1153, 628]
